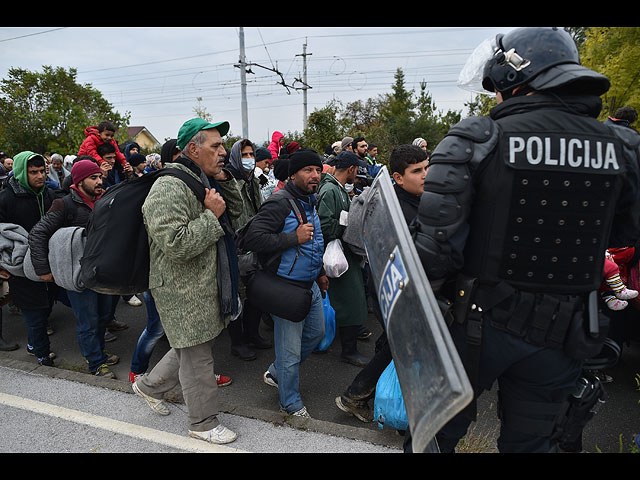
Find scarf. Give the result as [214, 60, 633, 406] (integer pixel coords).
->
[69, 184, 101, 210]
[209, 175, 241, 319]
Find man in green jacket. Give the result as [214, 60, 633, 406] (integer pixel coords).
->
[131, 117, 240, 446]
[317, 151, 371, 367]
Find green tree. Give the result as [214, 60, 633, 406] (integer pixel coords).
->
[301, 100, 345, 153]
[300, 67, 463, 163]
[0, 66, 130, 156]
[564, 27, 589, 48]
[465, 93, 497, 117]
[579, 27, 640, 119]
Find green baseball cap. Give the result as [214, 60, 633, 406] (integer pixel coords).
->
[177, 117, 230, 150]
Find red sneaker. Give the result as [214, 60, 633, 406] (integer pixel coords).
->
[129, 371, 141, 383]
[216, 374, 232, 387]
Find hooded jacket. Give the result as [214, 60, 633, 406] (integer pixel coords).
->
[225, 140, 263, 230]
[268, 131, 284, 161]
[77, 126, 127, 167]
[0, 151, 57, 309]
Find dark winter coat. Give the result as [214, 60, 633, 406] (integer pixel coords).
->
[242, 181, 324, 285]
[0, 175, 57, 309]
[28, 188, 93, 277]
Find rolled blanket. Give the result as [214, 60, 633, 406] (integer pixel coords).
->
[0, 223, 30, 277]
[24, 227, 87, 292]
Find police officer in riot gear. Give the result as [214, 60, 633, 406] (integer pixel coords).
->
[411, 27, 640, 453]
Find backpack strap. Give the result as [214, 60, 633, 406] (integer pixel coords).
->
[268, 187, 308, 225]
[154, 168, 207, 203]
[286, 198, 305, 226]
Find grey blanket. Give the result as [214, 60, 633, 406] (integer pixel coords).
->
[0, 223, 30, 277]
[24, 227, 87, 292]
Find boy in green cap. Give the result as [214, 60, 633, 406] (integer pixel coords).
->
[0, 152, 58, 363]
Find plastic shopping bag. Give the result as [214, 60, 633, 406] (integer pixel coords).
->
[373, 360, 408, 430]
[315, 293, 336, 352]
[323, 239, 348, 278]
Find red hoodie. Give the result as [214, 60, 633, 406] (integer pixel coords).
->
[77, 126, 127, 167]
[268, 131, 284, 161]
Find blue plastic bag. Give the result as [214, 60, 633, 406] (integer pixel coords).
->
[315, 293, 336, 351]
[373, 360, 408, 430]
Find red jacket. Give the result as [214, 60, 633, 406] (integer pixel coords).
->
[77, 126, 127, 166]
[268, 131, 284, 161]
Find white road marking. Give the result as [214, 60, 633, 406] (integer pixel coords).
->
[0, 392, 246, 453]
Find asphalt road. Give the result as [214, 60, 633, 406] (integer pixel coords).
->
[1, 297, 639, 453]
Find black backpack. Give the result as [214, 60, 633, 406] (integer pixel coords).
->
[79, 168, 206, 295]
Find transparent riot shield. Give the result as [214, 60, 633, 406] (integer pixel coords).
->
[361, 167, 473, 453]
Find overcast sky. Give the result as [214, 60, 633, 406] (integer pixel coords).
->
[0, 26, 516, 150]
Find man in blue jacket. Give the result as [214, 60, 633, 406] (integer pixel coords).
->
[242, 148, 329, 418]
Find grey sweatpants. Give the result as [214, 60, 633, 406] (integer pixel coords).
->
[138, 338, 219, 432]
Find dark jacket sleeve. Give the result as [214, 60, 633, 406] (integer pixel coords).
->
[28, 198, 67, 276]
[242, 197, 298, 254]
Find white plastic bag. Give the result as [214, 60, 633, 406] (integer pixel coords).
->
[323, 239, 349, 278]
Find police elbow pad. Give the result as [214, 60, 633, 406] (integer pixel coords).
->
[414, 229, 454, 279]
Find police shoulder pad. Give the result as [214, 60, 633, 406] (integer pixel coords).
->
[448, 116, 495, 143]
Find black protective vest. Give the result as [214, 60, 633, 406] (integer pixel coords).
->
[464, 105, 630, 295]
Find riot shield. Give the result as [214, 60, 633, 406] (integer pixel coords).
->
[360, 167, 473, 453]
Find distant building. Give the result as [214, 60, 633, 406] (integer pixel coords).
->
[127, 126, 161, 151]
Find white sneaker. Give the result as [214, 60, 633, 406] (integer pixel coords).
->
[127, 295, 143, 306]
[189, 424, 237, 444]
[606, 297, 628, 311]
[281, 406, 311, 418]
[132, 381, 170, 415]
[263, 370, 278, 388]
[615, 288, 638, 300]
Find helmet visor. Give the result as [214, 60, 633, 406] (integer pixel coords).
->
[457, 36, 498, 96]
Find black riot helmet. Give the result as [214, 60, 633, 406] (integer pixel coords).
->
[480, 27, 610, 96]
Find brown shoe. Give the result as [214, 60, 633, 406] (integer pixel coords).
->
[107, 318, 129, 331]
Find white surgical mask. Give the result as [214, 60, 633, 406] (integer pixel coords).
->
[242, 158, 255, 172]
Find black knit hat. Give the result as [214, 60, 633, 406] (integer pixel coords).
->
[255, 147, 272, 163]
[272, 158, 290, 181]
[287, 148, 323, 176]
[129, 153, 146, 167]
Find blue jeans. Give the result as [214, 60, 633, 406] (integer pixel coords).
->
[130, 291, 164, 375]
[22, 308, 51, 359]
[66, 289, 112, 371]
[267, 282, 325, 413]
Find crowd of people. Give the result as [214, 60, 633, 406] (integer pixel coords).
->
[0, 115, 434, 446]
[0, 27, 639, 453]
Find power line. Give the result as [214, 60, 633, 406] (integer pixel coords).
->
[0, 27, 67, 43]
[76, 28, 491, 75]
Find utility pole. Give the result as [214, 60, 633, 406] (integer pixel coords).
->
[296, 38, 312, 130]
[239, 27, 249, 138]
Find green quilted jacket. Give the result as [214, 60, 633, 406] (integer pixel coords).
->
[142, 162, 241, 349]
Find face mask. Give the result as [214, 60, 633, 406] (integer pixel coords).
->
[242, 157, 255, 172]
[345, 183, 354, 192]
